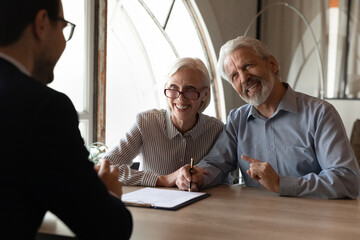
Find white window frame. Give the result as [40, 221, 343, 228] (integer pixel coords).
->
[79, 0, 95, 146]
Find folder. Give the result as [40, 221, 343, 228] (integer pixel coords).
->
[121, 187, 210, 211]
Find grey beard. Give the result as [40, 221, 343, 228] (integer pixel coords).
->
[240, 76, 274, 106]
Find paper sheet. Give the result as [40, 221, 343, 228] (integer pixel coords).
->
[122, 187, 209, 210]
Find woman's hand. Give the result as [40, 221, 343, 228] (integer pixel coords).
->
[156, 169, 181, 187]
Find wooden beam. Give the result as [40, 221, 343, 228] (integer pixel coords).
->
[95, 0, 107, 143]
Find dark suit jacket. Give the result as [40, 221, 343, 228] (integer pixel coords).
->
[0, 58, 132, 239]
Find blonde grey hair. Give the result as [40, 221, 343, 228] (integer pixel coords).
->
[165, 57, 211, 112]
[217, 36, 278, 82]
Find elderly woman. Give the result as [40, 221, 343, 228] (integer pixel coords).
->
[101, 57, 224, 187]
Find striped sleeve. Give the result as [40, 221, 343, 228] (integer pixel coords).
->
[116, 165, 159, 187]
[102, 113, 152, 185]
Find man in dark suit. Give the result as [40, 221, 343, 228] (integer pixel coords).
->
[0, 0, 132, 239]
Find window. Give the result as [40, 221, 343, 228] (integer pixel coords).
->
[49, 0, 94, 145]
[105, 0, 220, 147]
[327, 0, 340, 98]
[327, 0, 360, 99]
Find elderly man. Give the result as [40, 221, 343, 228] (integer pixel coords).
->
[176, 36, 360, 199]
[0, 0, 132, 239]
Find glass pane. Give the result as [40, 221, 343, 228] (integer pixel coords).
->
[49, 0, 86, 112]
[326, 4, 340, 98]
[121, 0, 178, 79]
[78, 120, 89, 145]
[142, 0, 174, 27]
[106, 0, 217, 146]
[106, 0, 179, 147]
[106, 0, 171, 147]
[344, 0, 360, 98]
[165, 1, 215, 117]
[166, 1, 206, 61]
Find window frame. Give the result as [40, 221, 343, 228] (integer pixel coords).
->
[94, 0, 108, 143]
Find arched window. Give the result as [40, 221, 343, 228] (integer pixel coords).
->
[105, 0, 223, 147]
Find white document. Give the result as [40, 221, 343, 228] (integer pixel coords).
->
[122, 187, 210, 210]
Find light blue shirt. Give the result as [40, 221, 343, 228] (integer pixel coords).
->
[198, 83, 360, 199]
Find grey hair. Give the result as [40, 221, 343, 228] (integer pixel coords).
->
[217, 36, 277, 82]
[165, 57, 211, 112]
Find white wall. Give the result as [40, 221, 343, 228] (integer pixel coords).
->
[327, 99, 360, 139]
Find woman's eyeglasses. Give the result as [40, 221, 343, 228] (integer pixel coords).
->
[164, 88, 207, 100]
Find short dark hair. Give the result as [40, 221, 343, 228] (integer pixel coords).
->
[0, 0, 60, 46]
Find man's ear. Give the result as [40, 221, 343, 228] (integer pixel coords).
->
[33, 10, 50, 41]
[268, 55, 279, 75]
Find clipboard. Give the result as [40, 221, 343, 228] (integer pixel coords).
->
[121, 187, 210, 211]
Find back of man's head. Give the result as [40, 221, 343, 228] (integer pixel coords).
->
[0, 0, 60, 47]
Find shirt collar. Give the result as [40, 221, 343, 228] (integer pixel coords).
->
[277, 82, 298, 114]
[0, 52, 30, 76]
[247, 82, 298, 121]
[165, 109, 204, 140]
[165, 110, 179, 139]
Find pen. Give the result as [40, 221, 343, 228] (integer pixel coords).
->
[189, 158, 194, 192]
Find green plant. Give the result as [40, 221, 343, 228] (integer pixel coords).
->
[86, 142, 108, 165]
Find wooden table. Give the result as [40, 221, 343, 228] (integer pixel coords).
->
[39, 185, 360, 240]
